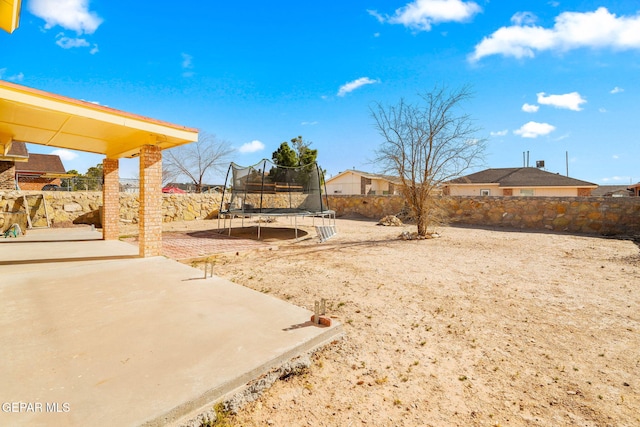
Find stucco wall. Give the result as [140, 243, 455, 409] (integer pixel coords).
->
[447, 184, 588, 197]
[2, 191, 638, 236]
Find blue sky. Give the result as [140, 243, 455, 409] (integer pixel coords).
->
[2, 0, 639, 185]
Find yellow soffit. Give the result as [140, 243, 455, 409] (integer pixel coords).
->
[0, 80, 199, 158]
[0, 0, 21, 34]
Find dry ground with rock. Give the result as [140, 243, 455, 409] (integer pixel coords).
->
[148, 217, 640, 426]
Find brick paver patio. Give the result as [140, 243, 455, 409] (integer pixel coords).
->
[123, 230, 274, 260]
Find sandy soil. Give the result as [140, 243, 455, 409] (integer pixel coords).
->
[122, 216, 639, 426]
[191, 216, 639, 427]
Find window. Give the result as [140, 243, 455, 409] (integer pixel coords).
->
[519, 189, 535, 196]
[480, 189, 490, 196]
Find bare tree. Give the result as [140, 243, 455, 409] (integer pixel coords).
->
[163, 132, 235, 192]
[372, 85, 486, 236]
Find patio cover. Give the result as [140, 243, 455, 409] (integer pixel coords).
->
[0, 79, 198, 257]
[0, 80, 198, 158]
[0, 0, 21, 34]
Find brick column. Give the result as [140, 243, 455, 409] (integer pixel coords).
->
[0, 161, 16, 190]
[139, 145, 162, 257]
[102, 158, 120, 240]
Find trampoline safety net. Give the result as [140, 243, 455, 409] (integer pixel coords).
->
[220, 159, 331, 216]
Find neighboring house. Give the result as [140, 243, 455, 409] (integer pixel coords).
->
[162, 182, 225, 193]
[443, 167, 598, 197]
[0, 140, 29, 190]
[591, 185, 633, 198]
[325, 169, 401, 195]
[15, 153, 67, 190]
[629, 183, 640, 197]
[0, 141, 67, 190]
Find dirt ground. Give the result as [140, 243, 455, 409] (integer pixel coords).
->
[149, 217, 640, 426]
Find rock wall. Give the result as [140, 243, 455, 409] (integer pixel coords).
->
[0, 191, 226, 228]
[2, 191, 638, 236]
[327, 195, 640, 236]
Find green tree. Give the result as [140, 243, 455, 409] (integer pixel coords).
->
[290, 136, 318, 166]
[62, 169, 78, 190]
[271, 141, 298, 167]
[73, 164, 103, 191]
[372, 85, 486, 236]
[270, 136, 319, 184]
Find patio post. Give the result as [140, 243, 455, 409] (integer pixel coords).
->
[102, 158, 119, 240]
[139, 145, 162, 257]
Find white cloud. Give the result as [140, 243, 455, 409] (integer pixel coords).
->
[470, 7, 640, 62]
[601, 175, 630, 182]
[51, 149, 78, 161]
[301, 121, 318, 126]
[55, 34, 90, 49]
[514, 121, 556, 138]
[181, 53, 195, 77]
[90, 44, 99, 55]
[239, 140, 265, 154]
[337, 77, 379, 97]
[522, 103, 539, 113]
[511, 12, 537, 26]
[599, 107, 607, 113]
[28, 0, 103, 34]
[0, 68, 24, 82]
[612, 154, 619, 159]
[370, 0, 481, 32]
[181, 53, 193, 69]
[490, 129, 508, 137]
[537, 92, 586, 111]
[610, 86, 624, 94]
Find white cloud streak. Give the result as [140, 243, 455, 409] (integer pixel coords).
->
[490, 129, 508, 137]
[337, 77, 379, 97]
[181, 53, 193, 69]
[0, 68, 24, 82]
[514, 121, 556, 138]
[239, 140, 265, 154]
[610, 86, 624, 94]
[51, 149, 79, 161]
[470, 7, 640, 61]
[537, 91, 586, 111]
[28, 0, 103, 34]
[522, 103, 539, 113]
[55, 34, 90, 49]
[369, 0, 481, 32]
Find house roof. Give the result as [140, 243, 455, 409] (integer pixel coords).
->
[447, 167, 597, 188]
[1, 139, 28, 160]
[591, 185, 633, 197]
[329, 169, 402, 184]
[15, 153, 66, 175]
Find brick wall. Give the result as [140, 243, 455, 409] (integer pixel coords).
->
[139, 146, 163, 257]
[102, 158, 119, 240]
[18, 177, 61, 191]
[0, 161, 15, 190]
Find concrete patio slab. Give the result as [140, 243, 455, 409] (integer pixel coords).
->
[0, 234, 342, 426]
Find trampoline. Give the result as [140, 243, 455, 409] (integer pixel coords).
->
[218, 159, 336, 240]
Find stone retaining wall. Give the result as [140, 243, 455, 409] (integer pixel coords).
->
[2, 191, 638, 236]
[0, 191, 226, 228]
[327, 195, 640, 236]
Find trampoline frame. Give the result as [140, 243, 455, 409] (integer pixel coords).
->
[217, 159, 335, 240]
